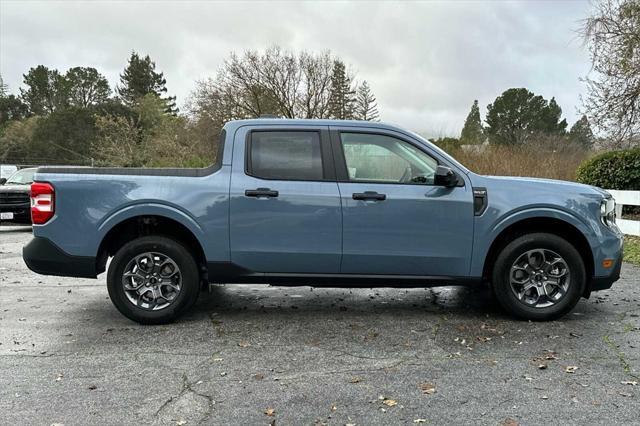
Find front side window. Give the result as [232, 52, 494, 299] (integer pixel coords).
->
[340, 133, 438, 184]
[249, 131, 324, 180]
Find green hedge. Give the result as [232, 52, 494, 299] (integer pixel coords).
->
[576, 148, 640, 190]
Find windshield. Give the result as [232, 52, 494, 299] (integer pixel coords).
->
[6, 168, 36, 185]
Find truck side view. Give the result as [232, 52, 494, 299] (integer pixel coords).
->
[22, 119, 623, 324]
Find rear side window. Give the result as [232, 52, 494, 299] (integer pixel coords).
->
[248, 131, 324, 180]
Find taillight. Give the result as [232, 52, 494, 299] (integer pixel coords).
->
[31, 182, 55, 224]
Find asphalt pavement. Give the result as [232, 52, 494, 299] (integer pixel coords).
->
[1, 225, 639, 425]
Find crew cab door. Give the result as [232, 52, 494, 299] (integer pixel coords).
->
[330, 127, 474, 277]
[229, 125, 342, 273]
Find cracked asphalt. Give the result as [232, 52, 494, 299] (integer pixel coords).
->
[1, 225, 639, 425]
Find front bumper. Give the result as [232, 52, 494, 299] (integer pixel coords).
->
[0, 202, 31, 221]
[23, 236, 97, 278]
[589, 251, 623, 292]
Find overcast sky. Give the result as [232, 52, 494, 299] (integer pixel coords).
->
[0, 0, 593, 136]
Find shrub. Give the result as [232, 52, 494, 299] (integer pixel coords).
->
[576, 148, 640, 190]
[448, 138, 588, 182]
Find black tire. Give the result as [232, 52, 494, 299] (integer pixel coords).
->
[491, 233, 586, 321]
[107, 236, 200, 324]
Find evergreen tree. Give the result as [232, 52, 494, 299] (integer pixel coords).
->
[568, 115, 595, 148]
[460, 100, 484, 144]
[117, 52, 177, 114]
[354, 81, 379, 121]
[328, 60, 355, 119]
[20, 65, 69, 115]
[485, 88, 568, 145]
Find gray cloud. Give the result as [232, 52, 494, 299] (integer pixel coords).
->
[0, 0, 591, 136]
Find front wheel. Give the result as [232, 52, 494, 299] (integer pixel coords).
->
[491, 233, 586, 321]
[107, 236, 200, 324]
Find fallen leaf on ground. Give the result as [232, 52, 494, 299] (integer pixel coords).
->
[382, 398, 397, 407]
[350, 377, 362, 383]
[565, 366, 578, 373]
[622, 381, 638, 386]
[176, 420, 187, 426]
[264, 408, 275, 416]
[330, 404, 337, 411]
[500, 418, 520, 426]
[538, 364, 548, 370]
[419, 383, 436, 395]
[238, 341, 251, 348]
[55, 374, 63, 382]
[254, 373, 264, 380]
[413, 420, 427, 424]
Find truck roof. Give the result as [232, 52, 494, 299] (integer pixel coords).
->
[223, 118, 407, 134]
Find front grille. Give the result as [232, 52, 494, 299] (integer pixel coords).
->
[0, 192, 29, 205]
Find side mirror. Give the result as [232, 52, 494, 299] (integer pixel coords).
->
[0, 178, 6, 185]
[434, 165, 457, 187]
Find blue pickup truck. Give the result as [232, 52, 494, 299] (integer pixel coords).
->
[23, 119, 623, 324]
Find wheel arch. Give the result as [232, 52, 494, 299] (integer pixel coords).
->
[481, 216, 595, 288]
[96, 212, 207, 277]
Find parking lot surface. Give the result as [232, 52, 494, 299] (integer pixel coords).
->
[1, 225, 639, 425]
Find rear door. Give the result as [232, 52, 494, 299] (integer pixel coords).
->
[330, 127, 474, 277]
[229, 125, 342, 273]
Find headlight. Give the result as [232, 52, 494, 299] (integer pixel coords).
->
[601, 197, 616, 227]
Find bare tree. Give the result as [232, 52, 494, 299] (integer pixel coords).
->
[188, 47, 375, 122]
[581, 0, 640, 148]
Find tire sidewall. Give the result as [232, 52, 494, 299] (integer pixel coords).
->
[492, 233, 586, 321]
[107, 236, 199, 324]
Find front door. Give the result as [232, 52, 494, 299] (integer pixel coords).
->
[229, 126, 342, 274]
[331, 128, 474, 277]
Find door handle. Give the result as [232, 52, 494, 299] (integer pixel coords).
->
[245, 188, 279, 198]
[352, 191, 386, 201]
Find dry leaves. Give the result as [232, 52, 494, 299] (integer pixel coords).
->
[419, 383, 436, 395]
[565, 366, 578, 374]
[350, 377, 362, 384]
[500, 418, 520, 426]
[622, 380, 638, 386]
[382, 398, 397, 407]
[238, 341, 251, 348]
[264, 408, 275, 416]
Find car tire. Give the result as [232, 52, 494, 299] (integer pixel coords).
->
[491, 232, 586, 321]
[107, 236, 200, 324]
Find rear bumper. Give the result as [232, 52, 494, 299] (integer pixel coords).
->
[23, 236, 96, 278]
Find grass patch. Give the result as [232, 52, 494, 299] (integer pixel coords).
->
[624, 235, 640, 265]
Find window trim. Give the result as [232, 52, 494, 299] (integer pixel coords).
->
[244, 128, 336, 182]
[330, 129, 464, 187]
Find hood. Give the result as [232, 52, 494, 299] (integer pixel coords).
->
[479, 175, 609, 197]
[0, 183, 31, 193]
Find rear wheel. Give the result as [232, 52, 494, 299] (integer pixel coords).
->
[107, 236, 200, 324]
[491, 233, 585, 321]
